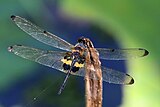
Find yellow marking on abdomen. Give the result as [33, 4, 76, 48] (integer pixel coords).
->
[74, 62, 84, 68]
[61, 59, 84, 68]
[61, 59, 72, 65]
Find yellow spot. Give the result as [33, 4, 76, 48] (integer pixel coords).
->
[61, 59, 84, 68]
[61, 59, 72, 65]
[75, 62, 84, 68]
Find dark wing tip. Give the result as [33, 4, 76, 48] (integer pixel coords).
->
[11, 15, 16, 20]
[144, 49, 149, 56]
[43, 30, 47, 33]
[8, 45, 22, 52]
[139, 48, 149, 56]
[8, 46, 13, 52]
[126, 74, 134, 85]
[128, 78, 134, 84]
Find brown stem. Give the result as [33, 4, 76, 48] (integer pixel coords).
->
[84, 38, 102, 107]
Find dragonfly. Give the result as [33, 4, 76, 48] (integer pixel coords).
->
[8, 15, 149, 94]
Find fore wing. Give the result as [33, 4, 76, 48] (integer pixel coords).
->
[97, 48, 149, 60]
[11, 15, 74, 51]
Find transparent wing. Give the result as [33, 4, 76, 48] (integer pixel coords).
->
[73, 66, 134, 85]
[8, 45, 86, 76]
[8, 45, 134, 85]
[101, 66, 134, 85]
[11, 15, 74, 51]
[97, 48, 149, 60]
[77, 65, 134, 85]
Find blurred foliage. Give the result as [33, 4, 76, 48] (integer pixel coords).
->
[60, 0, 160, 107]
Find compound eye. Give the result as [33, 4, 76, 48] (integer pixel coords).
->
[77, 36, 85, 43]
[77, 38, 82, 43]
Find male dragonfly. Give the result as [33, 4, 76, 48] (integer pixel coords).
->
[8, 15, 149, 94]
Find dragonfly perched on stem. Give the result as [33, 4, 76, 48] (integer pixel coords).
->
[8, 15, 149, 94]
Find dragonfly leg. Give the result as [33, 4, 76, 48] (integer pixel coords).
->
[58, 70, 71, 95]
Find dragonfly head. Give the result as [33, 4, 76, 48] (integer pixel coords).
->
[77, 37, 94, 48]
[77, 36, 88, 47]
[77, 36, 85, 43]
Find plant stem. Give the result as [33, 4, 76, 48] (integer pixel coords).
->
[84, 38, 102, 107]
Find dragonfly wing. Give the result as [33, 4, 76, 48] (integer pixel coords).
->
[8, 45, 86, 76]
[96, 48, 149, 60]
[7, 45, 134, 84]
[8, 45, 70, 73]
[101, 66, 134, 85]
[72, 66, 134, 85]
[70, 65, 134, 85]
[11, 15, 74, 51]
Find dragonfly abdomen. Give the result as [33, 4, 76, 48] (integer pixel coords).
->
[61, 54, 85, 73]
[62, 62, 80, 73]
